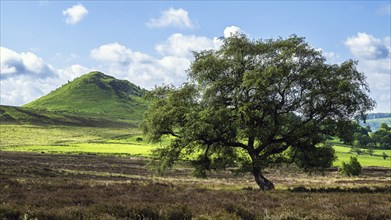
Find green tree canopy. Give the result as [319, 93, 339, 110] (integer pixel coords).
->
[372, 123, 391, 149]
[142, 35, 375, 190]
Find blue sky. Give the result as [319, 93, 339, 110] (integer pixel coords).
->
[1, 1, 390, 112]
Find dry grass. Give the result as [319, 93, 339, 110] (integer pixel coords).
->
[1, 151, 390, 219]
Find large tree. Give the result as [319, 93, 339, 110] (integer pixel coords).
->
[142, 35, 375, 190]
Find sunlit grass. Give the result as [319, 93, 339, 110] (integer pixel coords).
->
[1, 124, 390, 167]
[0, 124, 137, 147]
[2, 143, 154, 157]
[333, 145, 391, 167]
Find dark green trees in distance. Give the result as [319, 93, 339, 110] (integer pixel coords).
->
[340, 122, 391, 149]
[372, 123, 391, 149]
[142, 35, 375, 190]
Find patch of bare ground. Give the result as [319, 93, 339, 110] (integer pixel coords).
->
[1, 151, 390, 219]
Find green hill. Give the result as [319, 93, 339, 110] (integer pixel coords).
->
[23, 71, 148, 122]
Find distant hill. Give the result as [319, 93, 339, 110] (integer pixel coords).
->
[23, 71, 148, 122]
[361, 113, 391, 131]
[365, 113, 391, 120]
[361, 118, 391, 131]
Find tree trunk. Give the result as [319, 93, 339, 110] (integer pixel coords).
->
[252, 167, 274, 191]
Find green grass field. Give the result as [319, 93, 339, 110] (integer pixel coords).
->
[0, 124, 156, 157]
[1, 124, 390, 167]
[2, 143, 154, 157]
[333, 146, 390, 167]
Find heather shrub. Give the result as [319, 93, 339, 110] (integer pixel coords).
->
[225, 203, 256, 220]
[340, 156, 362, 176]
[0, 204, 20, 220]
[166, 205, 192, 220]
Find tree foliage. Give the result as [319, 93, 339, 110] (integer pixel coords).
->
[372, 123, 391, 149]
[342, 122, 391, 149]
[142, 35, 375, 190]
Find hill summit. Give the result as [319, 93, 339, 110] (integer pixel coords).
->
[24, 71, 148, 121]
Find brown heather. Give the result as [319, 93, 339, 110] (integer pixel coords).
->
[1, 152, 390, 220]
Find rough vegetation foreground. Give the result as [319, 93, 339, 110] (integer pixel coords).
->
[1, 152, 390, 220]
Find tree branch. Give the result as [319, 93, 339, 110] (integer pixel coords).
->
[203, 138, 248, 150]
[165, 129, 181, 139]
[261, 144, 289, 158]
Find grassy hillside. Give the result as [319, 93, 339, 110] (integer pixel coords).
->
[0, 105, 134, 127]
[24, 71, 148, 122]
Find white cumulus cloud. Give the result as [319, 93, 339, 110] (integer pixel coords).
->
[90, 27, 238, 89]
[155, 33, 220, 58]
[0, 47, 92, 106]
[57, 64, 94, 82]
[1, 47, 55, 78]
[345, 32, 389, 60]
[1, 76, 57, 106]
[89, 27, 247, 88]
[345, 33, 391, 113]
[91, 43, 134, 64]
[159, 56, 191, 78]
[90, 42, 190, 88]
[316, 48, 341, 64]
[146, 8, 194, 28]
[224, 26, 244, 38]
[63, 3, 88, 25]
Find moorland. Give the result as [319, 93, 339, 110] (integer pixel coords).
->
[1, 71, 390, 219]
[1, 150, 390, 219]
[1, 108, 390, 219]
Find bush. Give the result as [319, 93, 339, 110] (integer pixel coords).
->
[350, 147, 362, 155]
[382, 152, 389, 160]
[340, 156, 362, 176]
[365, 148, 374, 156]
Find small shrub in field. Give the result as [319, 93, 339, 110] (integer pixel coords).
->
[350, 147, 362, 155]
[340, 156, 362, 176]
[382, 152, 389, 160]
[136, 137, 143, 142]
[365, 148, 374, 156]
